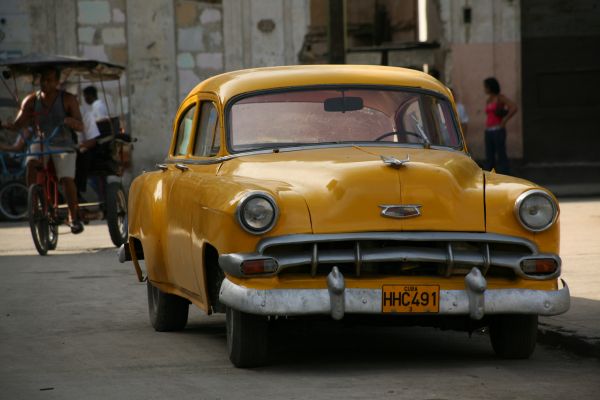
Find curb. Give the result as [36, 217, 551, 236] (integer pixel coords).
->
[537, 324, 600, 359]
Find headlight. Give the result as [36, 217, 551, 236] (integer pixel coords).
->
[236, 192, 279, 234]
[514, 190, 558, 232]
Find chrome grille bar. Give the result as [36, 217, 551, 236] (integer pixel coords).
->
[254, 231, 560, 280]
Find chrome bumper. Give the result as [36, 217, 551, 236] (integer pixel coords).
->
[219, 267, 570, 320]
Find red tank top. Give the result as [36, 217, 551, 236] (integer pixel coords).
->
[485, 102, 503, 128]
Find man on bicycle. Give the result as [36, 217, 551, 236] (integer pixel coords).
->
[0, 67, 85, 234]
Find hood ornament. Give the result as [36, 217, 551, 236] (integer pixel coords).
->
[381, 154, 410, 168]
[379, 204, 422, 219]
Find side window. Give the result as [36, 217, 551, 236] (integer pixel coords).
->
[173, 104, 197, 156]
[193, 101, 221, 157]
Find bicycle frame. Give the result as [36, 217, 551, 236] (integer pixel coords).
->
[27, 125, 73, 225]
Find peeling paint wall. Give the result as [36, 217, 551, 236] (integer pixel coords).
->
[77, 0, 129, 119]
[1, 0, 311, 176]
[440, 0, 522, 160]
[126, 0, 178, 174]
[223, 0, 309, 70]
[175, 0, 224, 101]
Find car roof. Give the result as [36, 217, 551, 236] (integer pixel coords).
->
[186, 65, 451, 105]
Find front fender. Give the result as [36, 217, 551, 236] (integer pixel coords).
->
[189, 175, 313, 255]
[484, 172, 559, 254]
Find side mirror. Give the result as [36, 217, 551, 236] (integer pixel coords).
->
[324, 96, 364, 112]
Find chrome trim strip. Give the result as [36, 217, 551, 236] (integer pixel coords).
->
[311, 243, 318, 277]
[219, 277, 570, 318]
[355, 242, 362, 277]
[445, 243, 454, 278]
[257, 232, 538, 254]
[164, 143, 468, 167]
[482, 243, 491, 275]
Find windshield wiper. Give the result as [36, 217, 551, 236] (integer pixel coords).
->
[411, 114, 431, 149]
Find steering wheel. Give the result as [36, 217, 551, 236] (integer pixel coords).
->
[374, 130, 426, 142]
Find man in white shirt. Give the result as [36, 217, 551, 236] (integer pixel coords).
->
[75, 104, 101, 194]
[83, 86, 109, 122]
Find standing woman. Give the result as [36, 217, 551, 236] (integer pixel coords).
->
[483, 77, 517, 174]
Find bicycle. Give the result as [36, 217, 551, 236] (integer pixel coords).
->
[26, 125, 70, 255]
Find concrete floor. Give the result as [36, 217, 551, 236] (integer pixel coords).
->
[1, 202, 599, 399]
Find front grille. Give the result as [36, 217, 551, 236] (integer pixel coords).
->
[257, 232, 538, 279]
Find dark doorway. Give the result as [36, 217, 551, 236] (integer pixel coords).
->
[521, 0, 600, 185]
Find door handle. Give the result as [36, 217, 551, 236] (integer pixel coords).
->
[156, 163, 168, 171]
[175, 163, 189, 172]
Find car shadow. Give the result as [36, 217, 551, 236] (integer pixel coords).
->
[183, 314, 502, 371]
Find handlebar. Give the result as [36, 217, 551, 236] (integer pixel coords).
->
[27, 124, 77, 156]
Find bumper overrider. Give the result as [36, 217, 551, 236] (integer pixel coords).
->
[219, 267, 570, 320]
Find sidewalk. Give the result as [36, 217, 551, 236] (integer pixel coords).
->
[537, 198, 600, 358]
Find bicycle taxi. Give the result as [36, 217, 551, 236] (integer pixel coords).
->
[0, 54, 132, 255]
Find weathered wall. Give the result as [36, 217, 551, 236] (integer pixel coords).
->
[440, 0, 522, 160]
[77, 0, 128, 120]
[175, 0, 224, 101]
[1, 0, 311, 176]
[223, 0, 309, 70]
[126, 0, 178, 173]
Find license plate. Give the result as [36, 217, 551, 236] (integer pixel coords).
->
[382, 285, 440, 313]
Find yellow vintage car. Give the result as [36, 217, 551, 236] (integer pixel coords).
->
[119, 65, 569, 368]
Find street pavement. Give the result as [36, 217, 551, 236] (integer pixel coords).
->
[538, 198, 600, 357]
[0, 200, 599, 399]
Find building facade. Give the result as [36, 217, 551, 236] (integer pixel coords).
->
[1, 0, 598, 186]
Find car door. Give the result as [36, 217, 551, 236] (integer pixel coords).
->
[164, 98, 203, 295]
[170, 94, 223, 308]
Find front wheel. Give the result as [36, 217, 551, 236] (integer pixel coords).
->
[226, 306, 268, 368]
[28, 184, 49, 256]
[147, 281, 189, 331]
[0, 181, 28, 220]
[490, 314, 538, 359]
[106, 182, 128, 247]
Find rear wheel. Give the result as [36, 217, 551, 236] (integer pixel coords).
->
[28, 184, 49, 256]
[106, 182, 128, 247]
[490, 314, 538, 359]
[0, 181, 28, 220]
[226, 306, 268, 368]
[147, 281, 189, 331]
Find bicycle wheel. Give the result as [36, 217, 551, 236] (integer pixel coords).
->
[106, 182, 128, 247]
[28, 184, 49, 255]
[0, 181, 28, 220]
[48, 221, 59, 250]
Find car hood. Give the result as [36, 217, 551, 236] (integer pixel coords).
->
[218, 146, 485, 233]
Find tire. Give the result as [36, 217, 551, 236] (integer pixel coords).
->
[490, 314, 538, 359]
[48, 223, 59, 250]
[147, 281, 189, 332]
[106, 182, 128, 247]
[226, 306, 268, 368]
[0, 181, 28, 220]
[28, 184, 49, 256]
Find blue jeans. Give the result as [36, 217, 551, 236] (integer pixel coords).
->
[484, 128, 510, 174]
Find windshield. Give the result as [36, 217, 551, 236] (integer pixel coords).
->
[228, 87, 462, 152]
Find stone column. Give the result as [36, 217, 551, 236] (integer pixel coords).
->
[126, 0, 178, 175]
